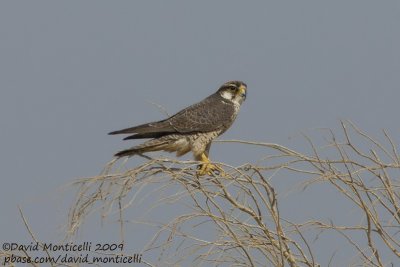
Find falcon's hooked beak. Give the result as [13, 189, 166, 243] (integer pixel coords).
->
[237, 84, 247, 100]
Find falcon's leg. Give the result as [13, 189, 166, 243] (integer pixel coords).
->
[197, 152, 224, 176]
[204, 143, 212, 157]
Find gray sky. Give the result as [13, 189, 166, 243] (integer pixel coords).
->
[1, 1, 399, 266]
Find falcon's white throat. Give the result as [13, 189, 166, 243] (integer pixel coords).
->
[220, 90, 242, 106]
[220, 90, 233, 100]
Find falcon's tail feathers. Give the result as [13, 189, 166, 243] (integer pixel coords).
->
[114, 139, 171, 158]
[114, 148, 139, 157]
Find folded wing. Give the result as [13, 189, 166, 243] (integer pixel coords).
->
[109, 94, 236, 140]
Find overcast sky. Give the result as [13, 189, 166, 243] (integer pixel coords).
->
[1, 1, 399, 266]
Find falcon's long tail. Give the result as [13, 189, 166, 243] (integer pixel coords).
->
[114, 148, 140, 157]
[114, 139, 171, 157]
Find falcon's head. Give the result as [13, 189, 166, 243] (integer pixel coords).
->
[218, 80, 247, 106]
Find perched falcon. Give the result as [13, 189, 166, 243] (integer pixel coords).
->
[109, 80, 247, 175]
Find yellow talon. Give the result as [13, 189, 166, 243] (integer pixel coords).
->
[197, 153, 224, 176]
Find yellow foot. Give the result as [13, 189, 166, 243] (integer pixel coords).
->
[197, 153, 224, 176]
[198, 162, 224, 176]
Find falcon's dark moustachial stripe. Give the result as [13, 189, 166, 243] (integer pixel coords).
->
[109, 80, 247, 175]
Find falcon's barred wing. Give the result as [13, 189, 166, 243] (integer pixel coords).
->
[168, 94, 236, 133]
[109, 120, 175, 135]
[109, 93, 236, 140]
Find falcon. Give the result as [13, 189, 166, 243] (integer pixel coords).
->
[109, 80, 247, 175]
